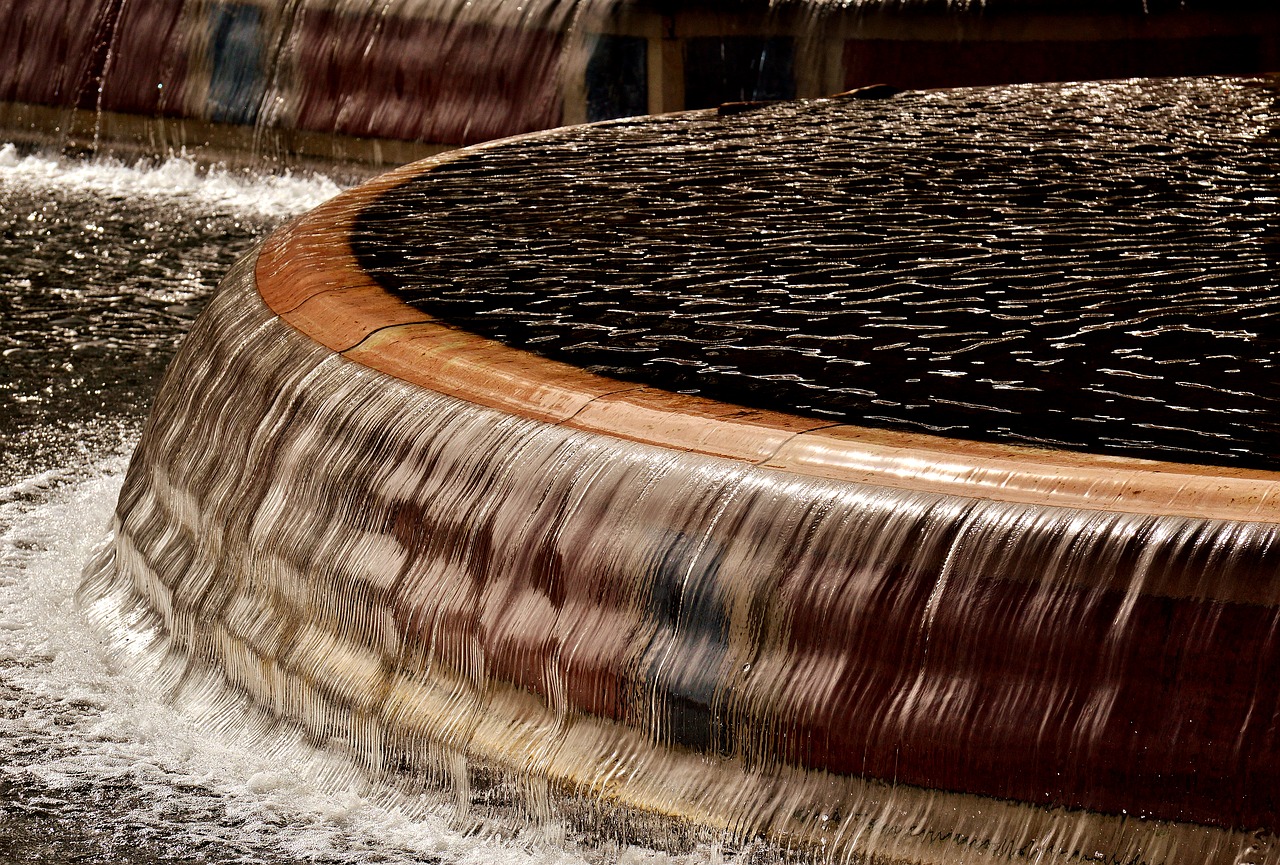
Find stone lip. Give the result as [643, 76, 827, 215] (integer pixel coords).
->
[255, 121, 1280, 524]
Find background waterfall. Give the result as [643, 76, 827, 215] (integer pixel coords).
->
[0, 151, 459, 864]
[74, 243, 1280, 861]
[3, 0, 1278, 164]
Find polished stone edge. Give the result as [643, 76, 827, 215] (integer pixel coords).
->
[254, 122, 1280, 524]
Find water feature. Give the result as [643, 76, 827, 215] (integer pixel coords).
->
[0, 147, 671, 864]
[350, 76, 1280, 469]
[67, 74, 1280, 863]
[4, 1, 1280, 862]
[3, 0, 1279, 162]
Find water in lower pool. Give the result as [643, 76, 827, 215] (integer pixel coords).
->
[7, 73, 1279, 859]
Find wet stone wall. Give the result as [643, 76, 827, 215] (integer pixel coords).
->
[79, 257, 1280, 858]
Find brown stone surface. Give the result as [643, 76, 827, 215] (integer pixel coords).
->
[763, 424, 1280, 524]
[289, 287, 431, 353]
[346, 323, 635, 423]
[565, 387, 834, 463]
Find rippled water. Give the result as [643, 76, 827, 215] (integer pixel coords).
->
[354, 76, 1280, 469]
[0, 144, 345, 485]
[6, 74, 1279, 863]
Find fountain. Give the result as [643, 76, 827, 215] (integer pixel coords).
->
[76, 69, 1280, 864]
[3, 0, 1280, 862]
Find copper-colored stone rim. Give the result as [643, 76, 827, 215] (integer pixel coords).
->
[255, 125, 1280, 524]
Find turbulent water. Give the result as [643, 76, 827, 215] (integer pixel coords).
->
[9, 74, 1280, 862]
[0, 143, 345, 484]
[0, 150, 631, 865]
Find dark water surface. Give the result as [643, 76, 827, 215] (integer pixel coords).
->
[4, 75, 1279, 865]
[355, 76, 1280, 469]
[0, 150, 325, 485]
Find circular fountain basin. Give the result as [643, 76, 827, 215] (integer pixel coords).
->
[88, 77, 1280, 864]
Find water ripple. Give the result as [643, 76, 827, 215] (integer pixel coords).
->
[354, 77, 1280, 470]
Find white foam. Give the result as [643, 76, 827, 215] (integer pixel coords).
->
[0, 466, 77, 503]
[0, 142, 343, 218]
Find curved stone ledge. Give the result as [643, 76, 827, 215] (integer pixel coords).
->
[85, 258, 1280, 858]
[77, 129, 1280, 856]
[255, 127, 1280, 525]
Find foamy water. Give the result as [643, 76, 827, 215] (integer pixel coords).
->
[0, 142, 344, 218]
[0, 457, 605, 864]
[0, 142, 348, 488]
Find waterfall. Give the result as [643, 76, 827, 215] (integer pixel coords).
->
[4, 0, 1279, 163]
[78, 246, 1280, 862]
[0, 0, 617, 162]
[4, 0, 1277, 860]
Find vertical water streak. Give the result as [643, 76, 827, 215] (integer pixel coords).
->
[79, 247, 1280, 862]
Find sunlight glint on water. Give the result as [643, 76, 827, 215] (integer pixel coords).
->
[0, 462, 646, 865]
[76, 251, 1280, 864]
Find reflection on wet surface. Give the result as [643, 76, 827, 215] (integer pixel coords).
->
[354, 76, 1280, 469]
[0, 150, 353, 864]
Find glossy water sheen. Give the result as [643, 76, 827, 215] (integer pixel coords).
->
[354, 76, 1280, 470]
[0, 144, 343, 484]
[0, 147, 699, 865]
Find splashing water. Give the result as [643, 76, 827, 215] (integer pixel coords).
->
[0, 460, 648, 865]
[0, 143, 342, 484]
[3, 2, 1280, 860]
[0, 143, 734, 865]
[0, 142, 345, 217]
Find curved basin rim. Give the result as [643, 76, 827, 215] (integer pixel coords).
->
[254, 116, 1280, 525]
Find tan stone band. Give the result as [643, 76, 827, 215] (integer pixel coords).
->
[254, 134, 1280, 524]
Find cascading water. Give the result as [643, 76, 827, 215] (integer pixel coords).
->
[76, 247, 1280, 864]
[0, 150, 429, 863]
[0, 139, 641, 865]
[63, 73, 1280, 863]
[4, 0, 1279, 161]
[4, 0, 1280, 862]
